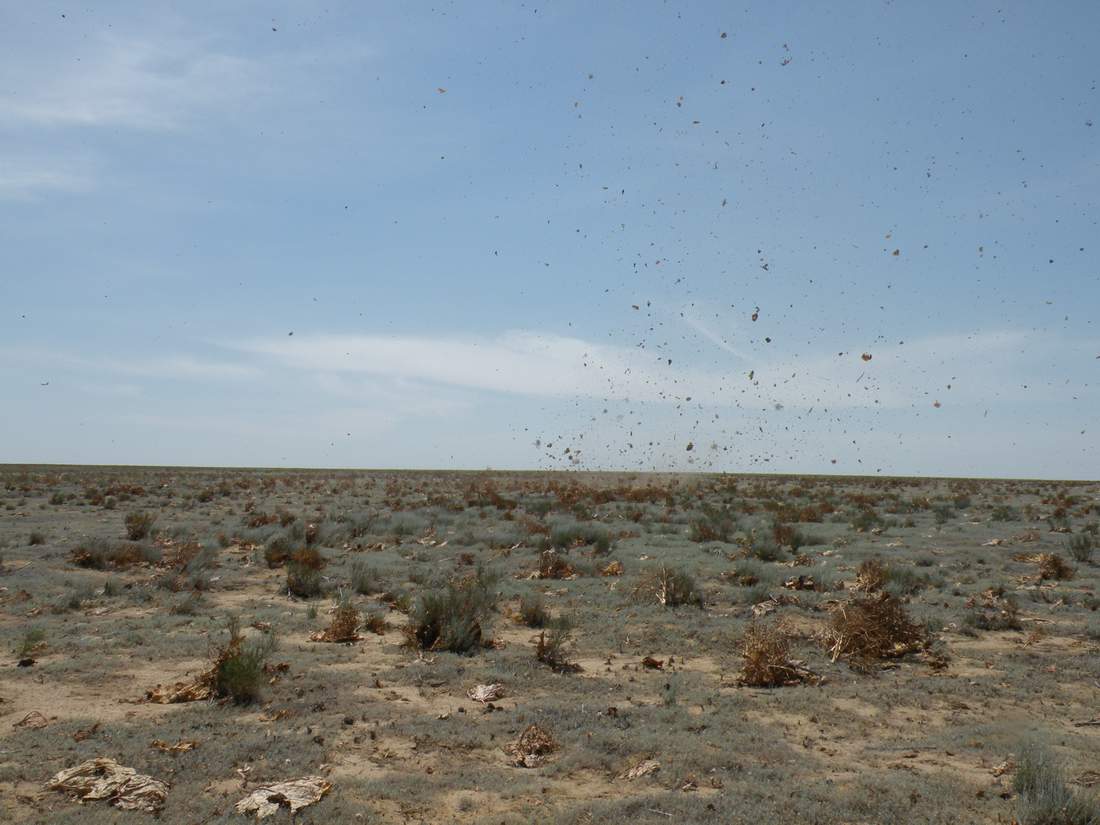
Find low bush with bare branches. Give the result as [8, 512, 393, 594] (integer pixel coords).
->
[738, 621, 819, 687]
[823, 592, 926, 672]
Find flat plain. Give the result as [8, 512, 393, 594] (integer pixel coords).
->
[0, 466, 1097, 824]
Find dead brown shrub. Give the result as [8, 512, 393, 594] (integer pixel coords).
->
[853, 558, 886, 592]
[506, 724, 557, 767]
[1037, 552, 1074, 581]
[738, 621, 819, 687]
[824, 592, 926, 672]
[291, 546, 325, 570]
[536, 549, 574, 579]
[310, 598, 360, 643]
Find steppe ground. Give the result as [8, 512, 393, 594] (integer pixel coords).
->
[0, 466, 1098, 824]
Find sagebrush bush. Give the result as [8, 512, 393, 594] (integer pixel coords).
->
[534, 615, 577, 671]
[689, 504, 738, 543]
[633, 565, 703, 608]
[1066, 533, 1094, 564]
[404, 567, 498, 654]
[349, 562, 381, 595]
[286, 561, 324, 598]
[518, 591, 550, 627]
[124, 511, 156, 540]
[1014, 739, 1100, 825]
[264, 534, 294, 568]
[213, 618, 276, 704]
[28, 531, 46, 546]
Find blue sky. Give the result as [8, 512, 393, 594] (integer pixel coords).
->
[1, 1, 1097, 478]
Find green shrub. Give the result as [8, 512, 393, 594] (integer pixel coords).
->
[1067, 533, 1094, 564]
[884, 565, 943, 596]
[15, 627, 45, 659]
[689, 505, 738, 543]
[264, 535, 294, 568]
[404, 567, 498, 654]
[851, 508, 883, 532]
[213, 618, 276, 704]
[549, 520, 611, 553]
[534, 615, 576, 671]
[749, 536, 786, 562]
[287, 561, 324, 598]
[1014, 739, 1100, 825]
[633, 565, 703, 608]
[349, 562, 381, 595]
[518, 591, 549, 627]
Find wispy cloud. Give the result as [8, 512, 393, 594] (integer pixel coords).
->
[231, 327, 1061, 411]
[0, 347, 259, 381]
[0, 33, 259, 130]
[0, 158, 95, 199]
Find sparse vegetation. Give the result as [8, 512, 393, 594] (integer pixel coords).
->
[3, 467, 1100, 824]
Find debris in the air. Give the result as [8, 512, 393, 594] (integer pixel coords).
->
[751, 307, 760, 322]
[685, 442, 694, 451]
[45, 758, 169, 813]
[235, 777, 332, 819]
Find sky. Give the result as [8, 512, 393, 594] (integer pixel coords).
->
[1, 1, 1097, 478]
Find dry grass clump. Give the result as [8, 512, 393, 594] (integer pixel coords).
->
[362, 611, 389, 635]
[738, 621, 819, 687]
[533, 615, 579, 672]
[536, 549, 574, 579]
[70, 538, 151, 570]
[632, 565, 703, 608]
[824, 592, 926, 671]
[1037, 552, 1074, 581]
[517, 591, 549, 627]
[963, 588, 1023, 633]
[853, 558, 886, 591]
[310, 592, 360, 643]
[506, 724, 558, 767]
[124, 511, 157, 541]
